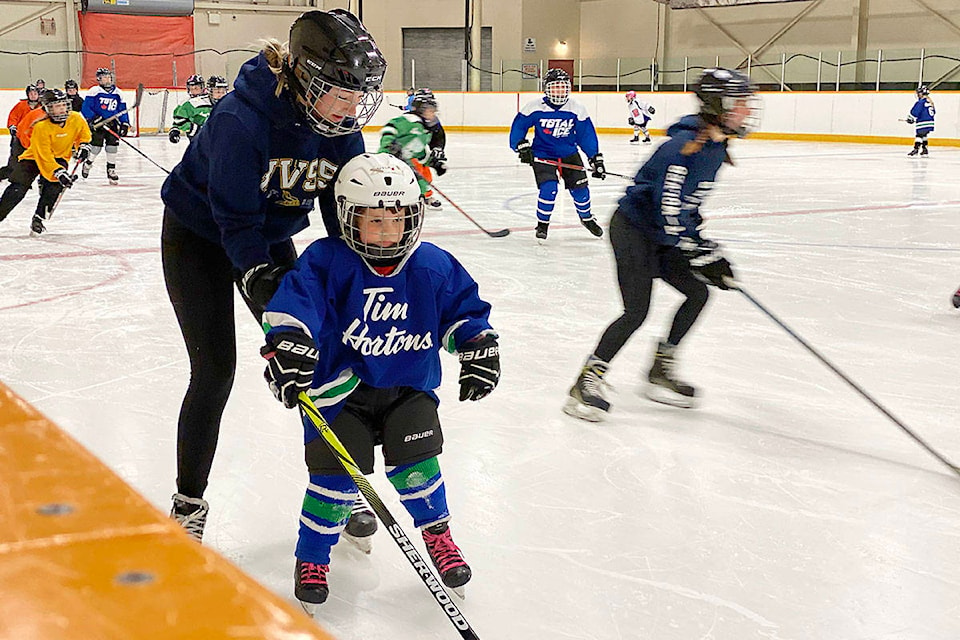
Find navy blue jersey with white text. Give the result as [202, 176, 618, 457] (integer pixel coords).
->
[618, 115, 728, 248]
[910, 98, 935, 134]
[263, 238, 494, 442]
[81, 86, 129, 125]
[161, 52, 365, 272]
[509, 96, 599, 158]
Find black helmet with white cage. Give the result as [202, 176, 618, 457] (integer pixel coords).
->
[40, 88, 71, 124]
[543, 68, 571, 106]
[335, 153, 424, 265]
[96, 67, 115, 91]
[283, 9, 387, 137]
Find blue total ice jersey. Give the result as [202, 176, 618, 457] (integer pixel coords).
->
[263, 238, 495, 443]
[81, 86, 129, 124]
[509, 96, 599, 159]
[618, 115, 729, 249]
[910, 98, 935, 134]
[161, 52, 364, 272]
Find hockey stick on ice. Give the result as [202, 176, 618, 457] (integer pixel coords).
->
[90, 83, 145, 131]
[533, 157, 633, 181]
[46, 159, 81, 222]
[298, 393, 482, 640]
[103, 127, 171, 175]
[735, 285, 960, 480]
[428, 183, 510, 238]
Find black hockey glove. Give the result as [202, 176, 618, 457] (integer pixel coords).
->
[118, 122, 130, 137]
[428, 148, 447, 176]
[589, 153, 606, 180]
[168, 128, 181, 144]
[261, 331, 318, 408]
[241, 263, 292, 309]
[628, 117, 636, 126]
[8, 126, 16, 148]
[684, 242, 736, 290]
[516, 139, 533, 165]
[74, 143, 92, 162]
[457, 334, 500, 401]
[648, 106, 656, 114]
[905, 116, 915, 124]
[53, 168, 76, 189]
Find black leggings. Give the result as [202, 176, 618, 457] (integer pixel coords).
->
[161, 209, 296, 498]
[594, 209, 709, 363]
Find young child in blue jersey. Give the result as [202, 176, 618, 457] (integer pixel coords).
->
[564, 68, 759, 421]
[160, 9, 387, 545]
[509, 68, 606, 242]
[258, 152, 500, 613]
[80, 68, 129, 184]
[906, 85, 935, 156]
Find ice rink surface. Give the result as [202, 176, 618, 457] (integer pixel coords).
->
[2, 130, 959, 640]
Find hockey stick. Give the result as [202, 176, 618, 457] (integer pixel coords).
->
[90, 83, 145, 131]
[428, 183, 510, 238]
[297, 393, 482, 640]
[735, 285, 960, 480]
[103, 127, 171, 175]
[46, 159, 82, 221]
[533, 157, 633, 181]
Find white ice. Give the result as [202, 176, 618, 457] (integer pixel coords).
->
[2, 131, 959, 640]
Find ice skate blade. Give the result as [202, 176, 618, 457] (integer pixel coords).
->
[299, 600, 319, 617]
[341, 531, 373, 554]
[451, 585, 466, 599]
[562, 396, 607, 422]
[643, 384, 696, 409]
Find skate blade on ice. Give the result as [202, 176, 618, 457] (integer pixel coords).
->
[643, 384, 696, 409]
[341, 531, 373, 554]
[299, 600, 319, 618]
[562, 396, 607, 422]
[451, 584, 466, 599]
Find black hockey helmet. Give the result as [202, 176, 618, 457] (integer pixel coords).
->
[411, 89, 439, 125]
[283, 9, 386, 137]
[916, 85, 930, 98]
[543, 68, 571, 106]
[96, 67, 115, 89]
[25, 84, 40, 100]
[35, 78, 46, 88]
[695, 67, 759, 137]
[64, 79, 79, 91]
[186, 74, 205, 95]
[206, 75, 229, 103]
[40, 88, 71, 124]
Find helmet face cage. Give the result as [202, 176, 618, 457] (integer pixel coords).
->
[625, 90, 636, 102]
[335, 154, 424, 262]
[64, 79, 79, 93]
[41, 89, 71, 124]
[186, 75, 206, 96]
[207, 76, 229, 103]
[26, 84, 39, 100]
[35, 79, 46, 89]
[411, 90, 438, 123]
[293, 65, 383, 137]
[543, 69, 571, 106]
[96, 68, 114, 90]
[917, 85, 929, 98]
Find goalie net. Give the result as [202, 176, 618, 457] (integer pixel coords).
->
[136, 87, 185, 136]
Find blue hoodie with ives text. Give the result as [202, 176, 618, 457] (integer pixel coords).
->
[617, 115, 728, 250]
[161, 53, 365, 272]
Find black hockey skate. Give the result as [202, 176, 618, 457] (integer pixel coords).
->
[643, 135, 651, 143]
[581, 217, 603, 238]
[30, 215, 45, 237]
[920, 144, 929, 156]
[952, 286, 960, 309]
[908, 144, 920, 157]
[630, 135, 640, 144]
[422, 521, 471, 598]
[645, 341, 696, 408]
[341, 502, 377, 554]
[535, 221, 549, 243]
[563, 357, 611, 422]
[170, 492, 209, 542]
[106, 165, 119, 184]
[295, 559, 329, 616]
[81, 160, 92, 179]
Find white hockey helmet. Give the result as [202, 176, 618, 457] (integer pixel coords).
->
[335, 153, 424, 263]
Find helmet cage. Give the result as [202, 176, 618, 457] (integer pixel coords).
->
[544, 78, 571, 106]
[625, 90, 636, 102]
[41, 90, 71, 124]
[292, 63, 383, 136]
[96, 68, 115, 90]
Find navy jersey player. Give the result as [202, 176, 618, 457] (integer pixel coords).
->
[80, 68, 129, 183]
[259, 152, 499, 612]
[509, 68, 605, 242]
[565, 68, 759, 421]
[906, 85, 935, 156]
[159, 9, 386, 544]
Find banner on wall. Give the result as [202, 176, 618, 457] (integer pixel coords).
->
[81, 0, 194, 16]
[78, 12, 195, 88]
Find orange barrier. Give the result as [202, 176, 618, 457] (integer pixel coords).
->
[0, 381, 336, 640]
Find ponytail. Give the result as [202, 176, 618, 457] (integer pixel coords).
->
[259, 38, 290, 98]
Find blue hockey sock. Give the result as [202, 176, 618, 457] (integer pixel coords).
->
[571, 186, 592, 220]
[296, 474, 357, 564]
[537, 181, 558, 223]
[386, 457, 449, 529]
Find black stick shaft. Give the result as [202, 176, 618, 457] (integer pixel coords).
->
[533, 157, 632, 180]
[429, 183, 510, 238]
[298, 393, 482, 639]
[738, 287, 960, 479]
[104, 127, 171, 175]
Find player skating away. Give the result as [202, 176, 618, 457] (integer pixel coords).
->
[906, 85, 934, 156]
[168, 75, 229, 143]
[509, 68, 606, 242]
[160, 9, 386, 543]
[564, 68, 759, 421]
[625, 90, 655, 143]
[258, 152, 499, 613]
[2, 85, 41, 182]
[64, 79, 83, 113]
[80, 68, 129, 183]
[0, 89, 91, 235]
[378, 88, 447, 209]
